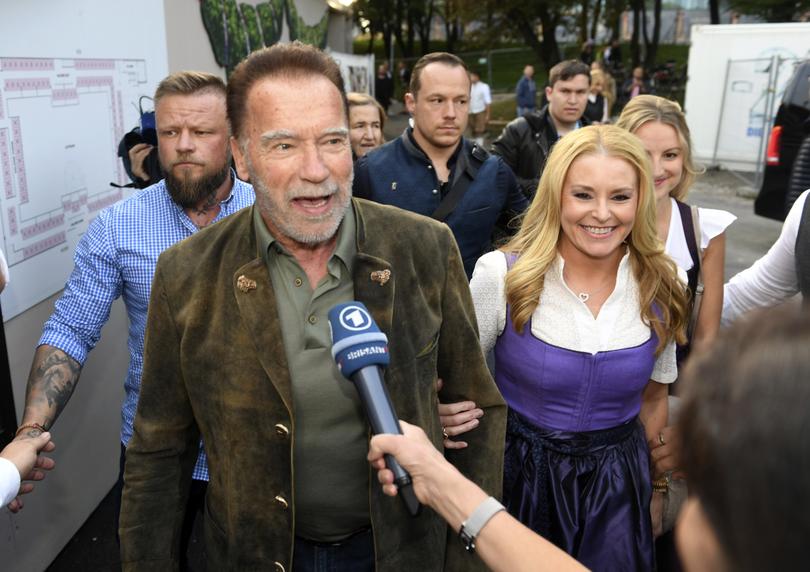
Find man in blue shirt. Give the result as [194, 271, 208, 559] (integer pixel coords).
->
[354, 52, 527, 278]
[516, 64, 537, 117]
[12, 71, 254, 566]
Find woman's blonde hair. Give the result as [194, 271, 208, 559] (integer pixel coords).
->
[504, 125, 688, 353]
[615, 95, 702, 201]
[590, 68, 605, 89]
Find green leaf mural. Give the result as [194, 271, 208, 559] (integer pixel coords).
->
[285, 0, 329, 49]
[257, 0, 285, 46]
[239, 3, 263, 51]
[200, 0, 330, 74]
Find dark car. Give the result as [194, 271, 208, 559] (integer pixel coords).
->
[755, 60, 810, 221]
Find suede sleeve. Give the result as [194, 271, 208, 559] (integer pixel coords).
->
[435, 229, 507, 571]
[119, 260, 200, 570]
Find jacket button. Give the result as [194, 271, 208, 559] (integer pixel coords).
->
[274, 495, 289, 510]
[431, 189, 438, 195]
[274, 562, 286, 572]
[274, 423, 290, 437]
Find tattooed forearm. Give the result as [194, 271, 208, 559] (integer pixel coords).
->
[22, 345, 82, 430]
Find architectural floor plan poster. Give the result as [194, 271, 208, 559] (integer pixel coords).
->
[0, 58, 149, 319]
[0, 2, 168, 320]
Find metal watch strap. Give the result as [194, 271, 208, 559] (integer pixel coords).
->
[458, 496, 505, 553]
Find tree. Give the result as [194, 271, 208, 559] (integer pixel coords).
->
[728, 0, 810, 22]
[709, 0, 720, 24]
[643, 0, 662, 70]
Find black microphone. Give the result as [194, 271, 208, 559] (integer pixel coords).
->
[328, 301, 421, 516]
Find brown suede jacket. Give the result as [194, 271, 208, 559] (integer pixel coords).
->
[119, 198, 506, 571]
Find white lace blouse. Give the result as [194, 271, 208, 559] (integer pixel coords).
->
[470, 251, 677, 384]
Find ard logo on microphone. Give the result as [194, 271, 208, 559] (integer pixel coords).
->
[338, 305, 373, 332]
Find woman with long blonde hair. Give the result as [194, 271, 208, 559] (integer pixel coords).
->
[470, 125, 688, 570]
[617, 95, 734, 361]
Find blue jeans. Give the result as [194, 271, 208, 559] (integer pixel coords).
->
[517, 105, 536, 117]
[293, 527, 374, 572]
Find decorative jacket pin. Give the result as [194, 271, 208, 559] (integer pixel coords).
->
[236, 275, 257, 293]
[370, 269, 391, 286]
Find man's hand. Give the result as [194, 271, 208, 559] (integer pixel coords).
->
[128, 143, 154, 182]
[436, 378, 483, 449]
[648, 425, 684, 478]
[2, 432, 56, 512]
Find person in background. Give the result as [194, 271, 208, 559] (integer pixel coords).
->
[623, 66, 651, 103]
[603, 39, 623, 72]
[579, 40, 595, 66]
[397, 61, 411, 94]
[468, 70, 492, 147]
[471, 125, 689, 570]
[617, 95, 735, 362]
[590, 61, 617, 118]
[493, 60, 591, 200]
[0, 431, 55, 511]
[369, 305, 810, 572]
[583, 69, 609, 124]
[617, 95, 735, 570]
[515, 64, 537, 117]
[12, 71, 254, 563]
[347, 92, 385, 159]
[723, 189, 810, 324]
[354, 52, 527, 278]
[374, 62, 394, 114]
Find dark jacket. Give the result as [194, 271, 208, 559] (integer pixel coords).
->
[119, 199, 506, 572]
[492, 105, 591, 200]
[353, 130, 527, 277]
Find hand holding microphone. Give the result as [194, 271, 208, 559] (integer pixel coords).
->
[328, 302, 421, 516]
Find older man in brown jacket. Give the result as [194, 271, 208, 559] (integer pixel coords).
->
[119, 43, 505, 572]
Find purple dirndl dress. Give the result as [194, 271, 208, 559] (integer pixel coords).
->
[495, 303, 656, 571]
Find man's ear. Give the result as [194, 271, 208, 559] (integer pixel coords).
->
[545, 86, 553, 101]
[404, 92, 416, 115]
[230, 136, 249, 182]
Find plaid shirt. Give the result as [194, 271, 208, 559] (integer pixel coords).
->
[39, 174, 255, 480]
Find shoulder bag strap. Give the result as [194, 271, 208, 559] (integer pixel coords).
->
[431, 144, 487, 222]
[688, 204, 704, 339]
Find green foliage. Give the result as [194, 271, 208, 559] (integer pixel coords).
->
[199, 0, 329, 74]
[257, 0, 285, 45]
[240, 4, 263, 52]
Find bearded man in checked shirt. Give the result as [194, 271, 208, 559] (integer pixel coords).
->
[10, 71, 254, 567]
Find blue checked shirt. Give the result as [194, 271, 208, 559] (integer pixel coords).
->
[39, 174, 255, 481]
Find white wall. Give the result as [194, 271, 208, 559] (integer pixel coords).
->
[684, 23, 810, 171]
[0, 1, 166, 570]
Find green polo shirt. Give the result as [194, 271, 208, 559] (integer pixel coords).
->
[253, 205, 369, 542]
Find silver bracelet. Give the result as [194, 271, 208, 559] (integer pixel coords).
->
[459, 496, 505, 554]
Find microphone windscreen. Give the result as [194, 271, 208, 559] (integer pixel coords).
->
[328, 302, 389, 378]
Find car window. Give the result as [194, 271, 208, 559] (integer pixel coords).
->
[782, 62, 810, 110]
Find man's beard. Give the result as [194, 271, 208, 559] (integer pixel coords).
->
[163, 155, 231, 209]
[248, 158, 352, 246]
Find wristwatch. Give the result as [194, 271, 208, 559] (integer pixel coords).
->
[458, 496, 505, 554]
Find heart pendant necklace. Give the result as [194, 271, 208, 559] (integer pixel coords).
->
[564, 270, 614, 304]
